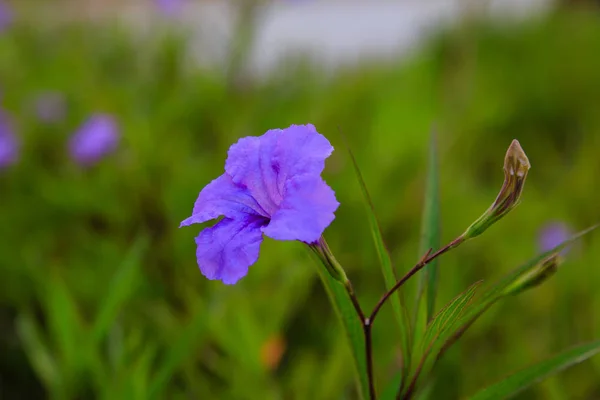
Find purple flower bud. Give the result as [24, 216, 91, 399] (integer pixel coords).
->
[0, 111, 19, 168]
[69, 114, 119, 166]
[538, 222, 571, 254]
[34, 92, 66, 123]
[0, 1, 12, 32]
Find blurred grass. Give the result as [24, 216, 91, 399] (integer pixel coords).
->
[1, 9, 600, 400]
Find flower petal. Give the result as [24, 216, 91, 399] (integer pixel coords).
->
[224, 124, 334, 215]
[262, 174, 339, 243]
[180, 174, 268, 227]
[195, 216, 266, 284]
[225, 132, 281, 215]
[270, 124, 334, 194]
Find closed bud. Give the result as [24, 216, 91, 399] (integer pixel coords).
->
[462, 140, 530, 240]
[504, 254, 562, 296]
[309, 237, 349, 285]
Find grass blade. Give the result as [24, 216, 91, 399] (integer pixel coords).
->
[467, 340, 600, 400]
[16, 312, 60, 391]
[339, 130, 411, 367]
[457, 224, 599, 330]
[433, 224, 599, 371]
[310, 250, 369, 400]
[417, 128, 441, 323]
[148, 309, 207, 399]
[92, 234, 149, 344]
[403, 282, 482, 398]
[419, 281, 482, 353]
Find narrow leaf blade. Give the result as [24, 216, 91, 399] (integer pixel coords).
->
[420, 281, 482, 352]
[149, 309, 207, 398]
[419, 129, 441, 322]
[340, 131, 411, 365]
[433, 225, 599, 369]
[459, 225, 599, 330]
[468, 340, 600, 400]
[92, 235, 149, 344]
[310, 250, 369, 400]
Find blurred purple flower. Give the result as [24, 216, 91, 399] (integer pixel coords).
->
[69, 114, 119, 166]
[155, 0, 186, 16]
[0, 1, 12, 32]
[538, 222, 571, 254]
[0, 111, 19, 168]
[34, 92, 66, 123]
[180, 124, 339, 284]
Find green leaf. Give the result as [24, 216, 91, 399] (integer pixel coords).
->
[340, 132, 411, 367]
[148, 307, 208, 399]
[468, 340, 600, 400]
[457, 225, 599, 333]
[402, 282, 482, 399]
[380, 371, 403, 400]
[46, 272, 84, 381]
[435, 224, 599, 367]
[416, 129, 441, 323]
[310, 250, 369, 400]
[16, 312, 60, 391]
[419, 281, 482, 354]
[92, 235, 149, 344]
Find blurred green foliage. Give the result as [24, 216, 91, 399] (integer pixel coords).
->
[1, 9, 600, 400]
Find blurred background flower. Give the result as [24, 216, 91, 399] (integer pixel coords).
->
[155, 0, 186, 16]
[538, 221, 572, 254]
[0, 1, 12, 32]
[68, 114, 119, 166]
[0, 110, 19, 168]
[32, 91, 67, 123]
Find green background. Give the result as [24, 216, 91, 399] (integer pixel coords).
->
[1, 8, 599, 400]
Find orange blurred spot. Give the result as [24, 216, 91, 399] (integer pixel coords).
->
[260, 335, 286, 370]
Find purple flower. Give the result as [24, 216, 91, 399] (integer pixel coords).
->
[180, 124, 339, 284]
[69, 114, 119, 166]
[34, 92, 66, 123]
[155, 0, 185, 16]
[0, 1, 12, 32]
[538, 222, 571, 254]
[0, 111, 19, 168]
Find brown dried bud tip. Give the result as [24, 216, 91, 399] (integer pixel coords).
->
[462, 139, 531, 240]
[492, 139, 531, 212]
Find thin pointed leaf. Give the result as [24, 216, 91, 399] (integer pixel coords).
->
[402, 225, 599, 397]
[46, 272, 84, 378]
[457, 225, 599, 331]
[340, 132, 411, 365]
[468, 340, 600, 400]
[310, 250, 369, 400]
[16, 312, 60, 390]
[432, 225, 599, 371]
[92, 235, 149, 344]
[416, 129, 441, 323]
[403, 282, 483, 398]
[148, 308, 207, 399]
[419, 281, 482, 353]
[379, 371, 407, 400]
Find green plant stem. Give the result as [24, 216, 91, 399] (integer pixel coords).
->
[344, 283, 376, 400]
[360, 235, 465, 400]
[324, 235, 464, 400]
[370, 236, 464, 324]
